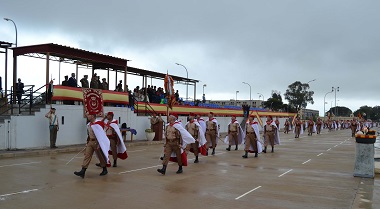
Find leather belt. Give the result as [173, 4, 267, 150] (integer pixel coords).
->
[89, 138, 97, 141]
[246, 132, 255, 134]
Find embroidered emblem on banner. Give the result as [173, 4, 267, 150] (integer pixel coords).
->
[83, 88, 104, 116]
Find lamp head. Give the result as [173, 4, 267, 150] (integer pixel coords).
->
[4, 18, 10, 21]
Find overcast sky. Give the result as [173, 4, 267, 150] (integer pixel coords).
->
[1, 0, 379, 115]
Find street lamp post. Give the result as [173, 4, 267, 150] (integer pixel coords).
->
[332, 87, 339, 116]
[323, 89, 333, 117]
[235, 91, 239, 104]
[4, 18, 17, 47]
[203, 84, 206, 94]
[242, 82, 252, 103]
[175, 63, 188, 101]
[257, 93, 264, 107]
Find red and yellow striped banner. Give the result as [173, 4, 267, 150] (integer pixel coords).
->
[52, 85, 129, 104]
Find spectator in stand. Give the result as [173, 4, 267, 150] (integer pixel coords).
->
[116, 80, 123, 92]
[101, 78, 109, 90]
[90, 74, 98, 89]
[80, 75, 89, 88]
[68, 73, 77, 87]
[97, 76, 102, 89]
[62, 76, 69, 86]
[202, 94, 206, 103]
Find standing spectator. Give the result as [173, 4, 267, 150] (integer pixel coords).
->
[90, 74, 98, 89]
[16, 78, 24, 104]
[45, 108, 59, 148]
[80, 75, 89, 88]
[101, 78, 109, 90]
[202, 94, 206, 103]
[62, 76, 70, 104]
[68, 73, 77, 87]
[97, 76, 102, 89]
[116, 80, 123, 92]
[62, 76, 69, 86]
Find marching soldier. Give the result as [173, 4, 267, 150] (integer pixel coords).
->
[307, 117, 315, 136]
[74, 114, 109, 178]
[225, 115, 243, 151]
[284, 119, 290, 134]
[316, 118, 322, 134]
[294, 117, 302, 138]
[242, 115, 262, 158]
[103, 112, 128, 167]
[263, 116, 280, 153]
[205, 112, 219, 155]
[275, 117, 280, 129]
[157, 115, 195, 175]
[185, 113, 207, 163]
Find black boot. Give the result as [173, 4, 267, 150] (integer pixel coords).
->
[157, 165, 167, 175]
[263, 147, 267, 153]
[271, 146, 274, 153]
[194, 156, 199, 163]
[176, 165, 183, 174]
[235, 145, 238, 150]
[113, 159, 117, 167]
[254, 152, 258, 157]
[206, 150, 209, 156]
[242, 151, 248, 158]
[212, 148, 215, 155]
[226, 145, 231, 151]
[100, 167, 108, 176]
[74, 168, 87, 178]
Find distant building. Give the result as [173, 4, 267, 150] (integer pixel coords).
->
[300, 108, 319, 119]
[208, 99, 264, 108]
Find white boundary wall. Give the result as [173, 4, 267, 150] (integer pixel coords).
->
[0, 105, 288, 150]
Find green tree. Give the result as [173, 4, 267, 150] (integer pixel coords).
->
[353, 105, 380, 121]
[284, 81, 314, 111]
[263, 92, 284, 111]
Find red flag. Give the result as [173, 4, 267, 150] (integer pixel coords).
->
[164, 73, 176, 110]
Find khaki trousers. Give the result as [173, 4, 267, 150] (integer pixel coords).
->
[163, 140, 182, 166]
[264, 132, 275, 147]
[191, 141, 199, 156]
[228, 132, 238, 145]
[295, 126, 301, 136]
[109, 137, 118, 160]
[308, 126, 313, 134]
[82, 140, 107, 168]
[317, 125, 321, 134]
[206, 130, 217, 148]
[245, 133, 258, 152]
[49, 125, 58, 147]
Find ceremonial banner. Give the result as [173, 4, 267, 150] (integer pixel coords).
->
[83, 88, 104, 116]
[164, 73, 176, 110]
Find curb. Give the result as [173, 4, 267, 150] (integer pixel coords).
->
[0, 140, 164, 159]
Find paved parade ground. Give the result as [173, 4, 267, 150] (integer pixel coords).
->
[0, 129, 379, 209]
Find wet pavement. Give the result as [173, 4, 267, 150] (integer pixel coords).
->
[0, 130, 379, 209]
